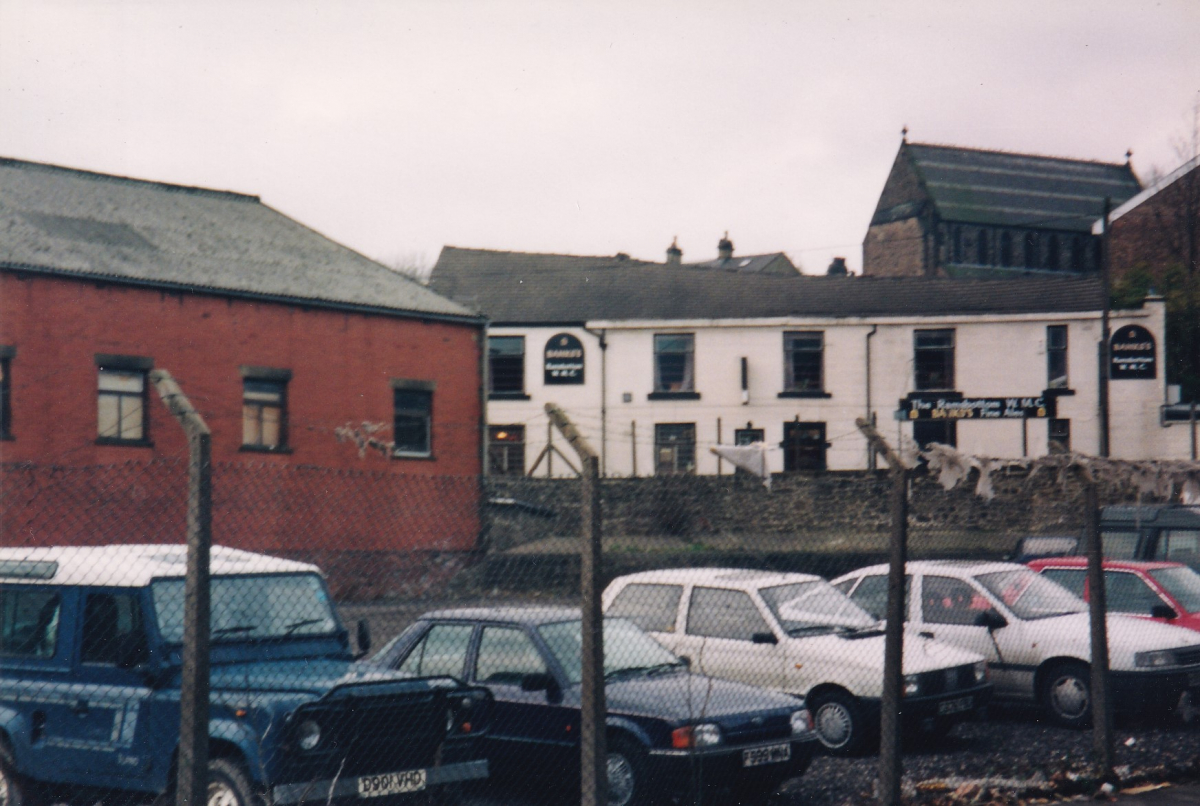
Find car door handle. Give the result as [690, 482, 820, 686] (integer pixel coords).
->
[72, 699, 89, 717]
[919, 631, 935, 639]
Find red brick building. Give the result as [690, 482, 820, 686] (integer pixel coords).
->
[1106, 155, 1200, 280]
[0, 157, 485, 597]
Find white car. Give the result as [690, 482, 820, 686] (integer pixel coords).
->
[832, 560, 1200, 727]
[601, 568, 991, 754]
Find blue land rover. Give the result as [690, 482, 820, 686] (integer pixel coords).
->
[0, 545, 491, 805]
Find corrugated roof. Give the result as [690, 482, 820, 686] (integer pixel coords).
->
[430, 246, 1107, 323]
[0, 157, 478, 321]
[906, 143, 1142, 232]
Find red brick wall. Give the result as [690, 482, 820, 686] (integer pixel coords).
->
[1109, 166, 1200, 280]
[0, 272, 484, 584]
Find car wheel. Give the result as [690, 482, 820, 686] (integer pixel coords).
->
[0, 741, 43, 806]
[1041, 661, 1091, 728]
[810, 691, 870, 755]
[606, 737, 649, 806]
[206, 758, 262, 806]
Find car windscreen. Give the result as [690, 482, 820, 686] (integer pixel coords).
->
[152, 573, 339, 643]
[974, 568, 1085, 620]
[538, 618, 681, 685]
[1149, 566, 1200, 613]
[760, 580, 877, 631]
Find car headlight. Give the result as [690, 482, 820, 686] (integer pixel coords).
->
[790, 709, 812, 735]
[297, 719, 321, 751]
[1135, 649, 1177, 668]
[974, 661, 988, 683]
[904, 674, 920, 697]
[672, 723, 722, 748]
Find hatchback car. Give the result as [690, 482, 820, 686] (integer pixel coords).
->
[602, 569, 990, 754]
[372, 607, 819, 806]
[833, 560, 1200, 727]
[1027, 557, 1200, 633]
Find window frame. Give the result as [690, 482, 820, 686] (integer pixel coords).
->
[487, 424, 526, 476]
[650, 333, 697, 398]
[1047, 325, 1068, 390]
[913, 329, 955, 391]
[488, 335, 527, 399]
[391, 379, 435, 459]
[95, 354, 153, 447]
[654, 422, 696, 475]
[1048, 418, 1071, 454]
[685, 586, 772, 641]
[0, 346, 13, 440]
[240, 366, 291, 452]
[782, 331, 824, 394]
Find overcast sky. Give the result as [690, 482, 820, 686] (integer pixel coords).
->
[2, 1, 1199, 275]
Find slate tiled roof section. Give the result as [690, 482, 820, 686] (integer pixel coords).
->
[430, 246, 1107, 323]
[0, 157, 477, 321]
[900, 143, 1142, 232]
[685, 253, 797, 275]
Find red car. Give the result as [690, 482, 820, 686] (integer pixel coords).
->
[1027, 557, 1200, 633]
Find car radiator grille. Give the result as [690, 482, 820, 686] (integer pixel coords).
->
[720, 713, 793, 746]
[276, 691, 451, 783]
[1175, 646, 1200, 666]
[917, 665, 976, 696]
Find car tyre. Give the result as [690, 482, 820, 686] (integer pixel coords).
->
[810, 691, 871, 755]
[205, 758, 262, 806]
[607, 737, 650, 806]
[0, 741, 44, 806]
[1041, 661, 1091, 728]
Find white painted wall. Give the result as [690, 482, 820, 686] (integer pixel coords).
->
[486, 299, 1185, 477]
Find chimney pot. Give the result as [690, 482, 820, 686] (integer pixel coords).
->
[718, 231, 733, 261]
[666, 237, 682, 265]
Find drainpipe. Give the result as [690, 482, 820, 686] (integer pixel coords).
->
[584, 327, 608, 476]
[866, 324, 878, 470]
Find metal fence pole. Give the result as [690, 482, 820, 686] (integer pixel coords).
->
[545, 404, 607, 806]
[856, 418, 907, 806]
[150, 370, 212, 806]
[1084, 480, 1115, 779]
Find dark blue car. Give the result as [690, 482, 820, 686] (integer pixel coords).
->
[372, 607, 819, 806]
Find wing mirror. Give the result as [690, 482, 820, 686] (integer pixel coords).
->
[974, 610, 1008, 631]
[751, 632, 779, 645]
[355, 620, 372, 659]
[677, 655, 691, 668]
[520, 672, 562, 702]
[1151, 604, 1179, 620]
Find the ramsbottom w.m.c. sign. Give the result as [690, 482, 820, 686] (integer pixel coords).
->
[544, 332, 585, 384]
[899, 394, 1052, 420]
[1110, 324, 1156, 380]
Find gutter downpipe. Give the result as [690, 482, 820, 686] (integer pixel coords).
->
[1099, 197, 1112, 457]
[584, 326, 608, 476]
[866, 325, 878, 470]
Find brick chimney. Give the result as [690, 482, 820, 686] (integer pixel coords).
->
[718, 231, 733, 261]
[666, 237, 682, 265]
[826, 257, 849, 276]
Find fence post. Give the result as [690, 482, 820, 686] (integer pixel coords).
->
[1084, 480, 1115, 779]
[545, 404, 607, 806]
[855, 418, 907, 806]
[149, 370, 212, 806]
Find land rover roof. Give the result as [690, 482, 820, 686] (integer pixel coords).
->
[0, 545, 319, 588]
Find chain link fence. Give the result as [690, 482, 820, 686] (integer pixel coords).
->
[3, 444, 1200, 806]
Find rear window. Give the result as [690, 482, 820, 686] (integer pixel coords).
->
[607, 583, 682, 633]
[0, 588, 61, 658]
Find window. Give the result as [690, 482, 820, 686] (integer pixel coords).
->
[686, 587, 771, 641]
[655, 423, 695, 475]
[474, 627, 547, 684]
[921, 576, 996, 626]
[1105, 571, 1166, 616]
[1161, 530, 1200, 565]
[241, 370, 288, 450]
[488, 425, 525, 476]
[782, 421, 828, 471]
[392, 381, 434, 457]
[81, 592, 148, 666]
[734, 427, 764, 446]
[913, 420, 957, 450]
[97, 356, 151, 444]
[607, 583, 683, 633]
[1047, 326, 1068, 389]
[1000, 231, 1014, 267]
[914, 329, 954, 390]
[0, 347, 12, 439]
[952, 226, 963, 263]
[976, 230, 989, 265]
[1024, 231, 1041, 268]
[398, 624, 473, 678]
[1071, 236, 1087, 272]
[847, 575, 910, 621]
[1047, 234, 1060, 270]
[488, 336, 525, 397]
[1040, 568, 1086, 599]
[783, 332, 823, 392]
[653, 334, 694, 393]
[1100, 531, 1139, 560]
[0, 589, 60, 658]
[1048, 418, 1071, 453]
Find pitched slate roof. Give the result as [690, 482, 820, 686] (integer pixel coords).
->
[685, 253, 797, 275]
[0, 157, 477, 321]
[430, 246, 1107, 323]
[901, 143, 1141, 232]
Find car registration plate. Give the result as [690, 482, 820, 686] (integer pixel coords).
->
[742, 743, 790, 767]
[937, 696, 973, 716]
[357, 769, 427, 798]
